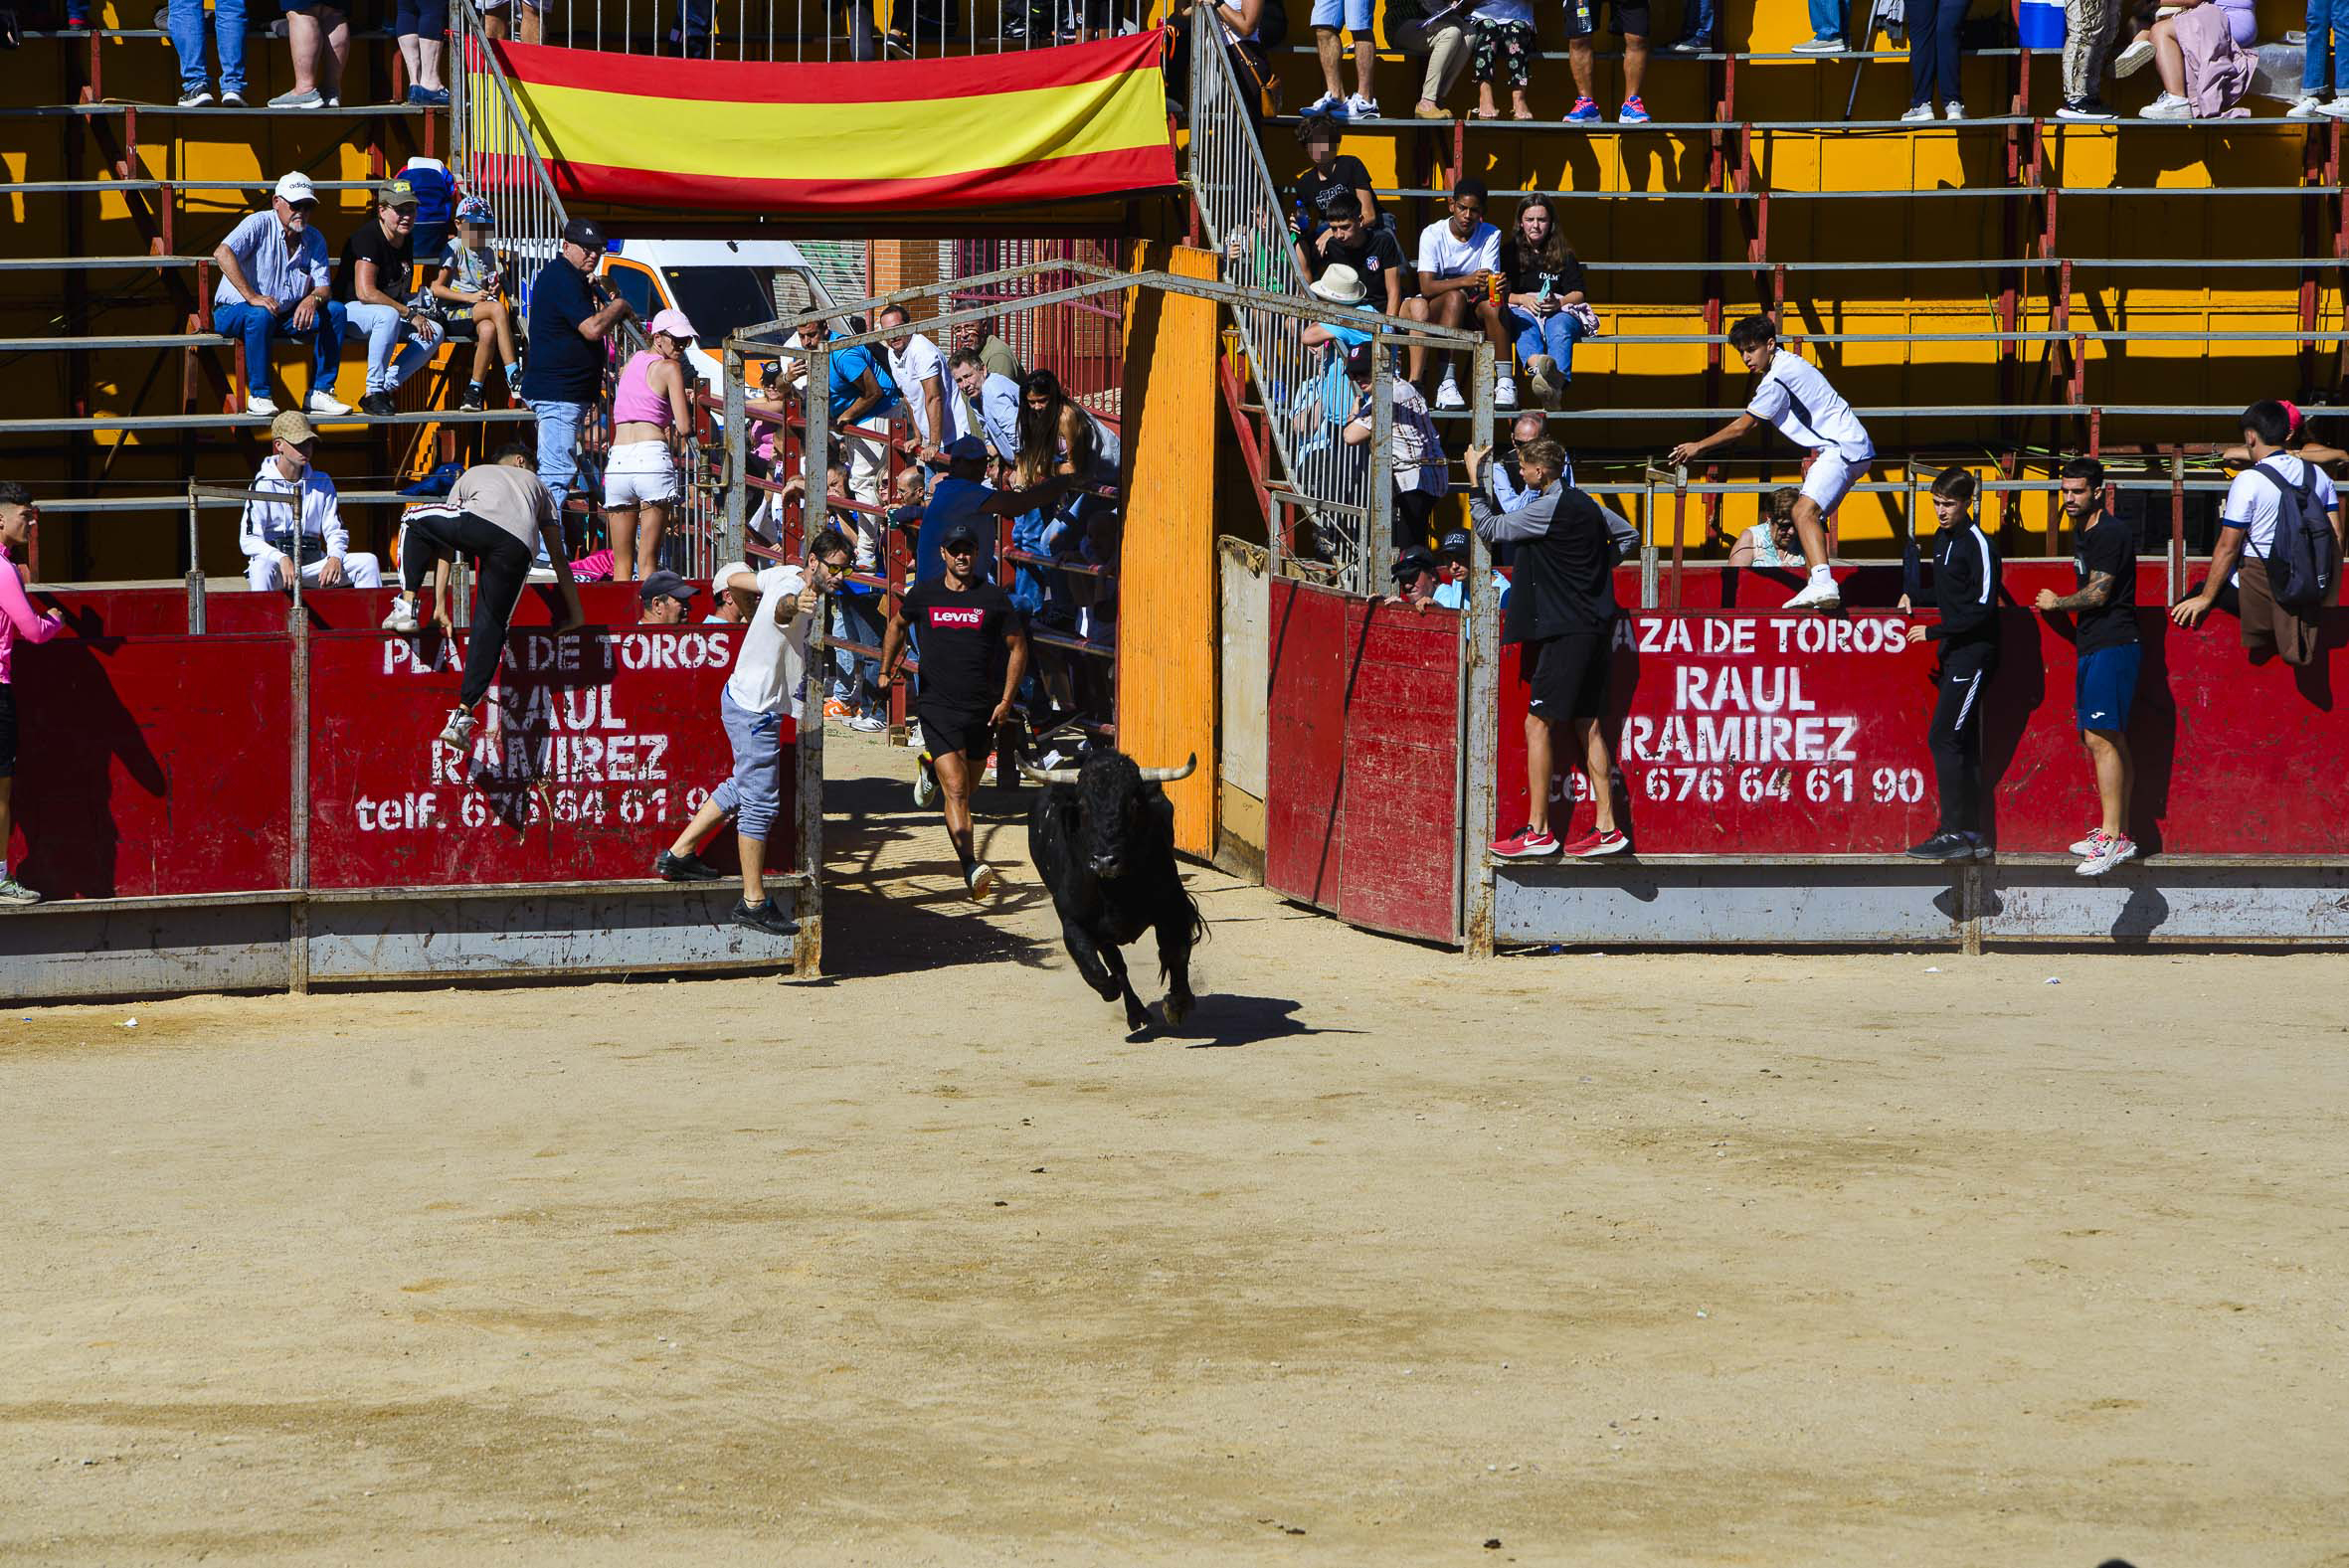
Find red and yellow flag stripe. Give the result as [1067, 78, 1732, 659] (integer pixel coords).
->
[474, 34, 1176, 213]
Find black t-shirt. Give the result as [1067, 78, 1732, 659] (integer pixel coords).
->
[903, 576, 1020, 714]
[1308, 225, 1410, 302]
[1503, 244, 1585, 301]
[520, 256, 605, 404]
[2072, 511, 2139, 653]
[1296, 154, 1375, 227]
[332, 218, 415, 305]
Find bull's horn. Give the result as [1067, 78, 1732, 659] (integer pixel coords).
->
[1137, 754, 1199, 784]
[1018, 762, 1083, 785]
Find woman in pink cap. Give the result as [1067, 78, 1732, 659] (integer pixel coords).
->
[603, 307, 697, 582]
[0, 483, 66, 904]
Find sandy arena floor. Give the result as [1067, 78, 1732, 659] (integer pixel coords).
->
[1, 732, 2344, 1565]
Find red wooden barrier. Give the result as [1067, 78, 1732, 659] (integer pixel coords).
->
[1266, 579, 1461, 944]
[7, 597, 797, 901]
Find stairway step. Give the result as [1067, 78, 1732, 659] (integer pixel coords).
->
[0, 410, 537, 434]
[0, 256, 207, 270]
[0, 334, 235, 352]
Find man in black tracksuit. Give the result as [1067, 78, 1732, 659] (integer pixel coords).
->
[1901, 467, 2002, 860]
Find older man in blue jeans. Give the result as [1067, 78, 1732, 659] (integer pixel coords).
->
[520, 216, 635, 560]
[210, 172, 350, 418]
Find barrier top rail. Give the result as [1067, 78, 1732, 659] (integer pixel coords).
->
[1371, 185, 2337, 202]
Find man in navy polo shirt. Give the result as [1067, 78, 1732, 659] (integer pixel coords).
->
[520, 217, 634, 553]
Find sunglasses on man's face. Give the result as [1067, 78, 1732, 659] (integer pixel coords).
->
[286, 200, 317, 214]
[943, 542, 978, 557]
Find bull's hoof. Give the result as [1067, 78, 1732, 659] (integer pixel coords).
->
[1124, 1005, 1152, 1034]
[1163, 991, 1195, 1028]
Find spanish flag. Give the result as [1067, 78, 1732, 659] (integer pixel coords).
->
[469, 34, 1177, 214]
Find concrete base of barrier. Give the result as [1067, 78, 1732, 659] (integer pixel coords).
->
[1487, 855, 2349, 951]
[0, 877, 816, 1001]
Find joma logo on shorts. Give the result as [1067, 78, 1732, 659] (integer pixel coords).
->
[929, 608, 984, 627]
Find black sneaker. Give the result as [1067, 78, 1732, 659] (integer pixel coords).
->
[1963, 832, 1994, 861]
[1904, 831, 1974, 862]
[655, 849, 723, 882]
[458, 383, 485, 412]
[2057, 97, 2116, 121]
[358, 390, 398, 417]
[732, 897, 799, 937]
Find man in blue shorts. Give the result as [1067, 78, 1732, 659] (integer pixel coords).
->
[2034, 456, 2140, 877]
[1301, 0, 1377, 118]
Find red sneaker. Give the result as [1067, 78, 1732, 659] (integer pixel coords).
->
[1562, 828, 1630, 858]
[1491, 825, 1560, 859]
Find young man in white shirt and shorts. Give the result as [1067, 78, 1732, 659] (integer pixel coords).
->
[1669, 314, 1875, 611]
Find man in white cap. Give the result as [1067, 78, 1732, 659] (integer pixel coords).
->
[333, 177, 443, 419]
[238, 409, 383, 592]
[210, 172, 351, 418]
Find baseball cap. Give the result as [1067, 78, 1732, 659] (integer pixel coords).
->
[454, 195, 495, 229]
[647, 307, 697, 342]
[1438, 530, 1472, 562]
[560, 216, 607, 250]
[943, 435, 989, 463]
[377, 178, 418, 209]
[270, 409, 318, 444]
[273, 171, 317, 205]
[1390, 546, 1438, 582]
[711, 562, 749, 599]
[941, 521, 982, 551]
[639, 569, 696, 606]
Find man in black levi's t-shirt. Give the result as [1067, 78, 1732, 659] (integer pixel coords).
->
[880, 520, 1028, 902]
[2033, 456, 2142, 878]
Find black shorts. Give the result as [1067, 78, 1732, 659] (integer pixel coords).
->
[918, 703, 996, 763]
[1524, 632, 1611, 722]
[0, 684, 15, 780]
[1562, 0, 1649, 38]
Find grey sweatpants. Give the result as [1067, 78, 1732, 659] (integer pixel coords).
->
[2063, 0, 2118, 101]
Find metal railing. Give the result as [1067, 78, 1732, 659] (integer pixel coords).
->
[452, 8, 572, 324]
[1188, 21, 1395, 591]
[488, 0, 1162, 61]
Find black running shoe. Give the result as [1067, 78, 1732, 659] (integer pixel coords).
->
[733, 897, 800, 937]
[655, 849, 723, 882]
[1904, 831, 1974, 862]
[358, 390, 398, 418]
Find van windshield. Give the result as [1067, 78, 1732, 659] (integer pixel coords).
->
[661, 266, 775, 342]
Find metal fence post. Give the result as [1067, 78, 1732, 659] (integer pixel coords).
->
[723, 344, 747, 566]
[1366, 354, 1394, 588]
[286, 550, 311, 995]
[184, 482, 206, 634]
[1461, 340, 1499, 957]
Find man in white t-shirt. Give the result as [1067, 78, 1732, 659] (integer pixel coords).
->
[1669, 314, 1875, 611]
[878, 305, 962, 467]
[1399, 177, 1515, 412]
[654, 527, 853, 938]
[2172, 399, 2345, 666]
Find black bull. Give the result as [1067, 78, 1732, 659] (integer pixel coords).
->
[1023, 749, 1206, 1033]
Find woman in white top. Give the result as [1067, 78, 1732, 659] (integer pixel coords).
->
[603, 306, 697, 583]
[1727, 486, 1807, 568]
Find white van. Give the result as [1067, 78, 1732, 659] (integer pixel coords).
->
[594, 239, 837, 387]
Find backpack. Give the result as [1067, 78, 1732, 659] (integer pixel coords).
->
[2252, 458, 2338, 611]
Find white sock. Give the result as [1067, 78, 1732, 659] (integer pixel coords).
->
[1809, 564, 1835, 585]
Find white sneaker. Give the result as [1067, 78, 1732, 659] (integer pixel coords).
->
[437, 707, 476, 753]
[381, 595, 419, 633]
[967, 861, 996, 901]
[2076, 834, 2138, 877]
[1493, 375, 1519, 410]
[2321, 96, 2349, 118]
[2138, 91, 2192, 119]
[244, 393, 277, 417]
[904, 720, 923, 751]
[1899, 102, 1935, 122]
[305, 388, 352, 417]
[2068, 828, 2107, 858]
[1435, 379, 1465, 410]
[1789, 34, 1846, 54]
[1302, 90, 1345, 116]
[1344, 93, 1378, 119]
[1786, 577, 1843, 611]
[848, 711, 885, 733]
[2289, 93, 2328, 118]
[1942, 101, 1967, 119]
[1525, 353, 1559, 404]
[2112, 34, 2155, 77]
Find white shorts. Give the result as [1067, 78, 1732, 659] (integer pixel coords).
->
[1800, 447, 1869, 514]
[604, 439, 678, 509]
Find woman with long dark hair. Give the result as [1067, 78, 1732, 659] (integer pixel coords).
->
[1496, 194, 1589, 411]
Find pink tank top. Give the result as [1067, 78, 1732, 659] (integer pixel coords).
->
[612, 349, 671, 429]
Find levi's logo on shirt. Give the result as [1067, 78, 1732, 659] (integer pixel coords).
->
[929, 607, 984, 628]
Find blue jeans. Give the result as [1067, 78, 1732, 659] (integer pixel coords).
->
[1808, 0, 1842, 38]
[167, 0, 248, 94]
[212, 296, 344, 398]
[830, 595, 882, 710]
[1676, 0, 1713, 42]
[343, 300, 432, 394]
[1502, 304, 1585, 376]
[528, 398, 586, 555]
[1908, 0, 1965, 102]
[2309, 0, 2349, 91]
